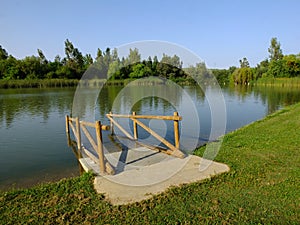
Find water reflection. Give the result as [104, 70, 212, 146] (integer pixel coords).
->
[225, 85, 300, 114]
[1, 85, 300, 190]
[0, 88, 75, 129]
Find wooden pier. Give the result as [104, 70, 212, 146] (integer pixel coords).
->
[65, 112, 185, 175]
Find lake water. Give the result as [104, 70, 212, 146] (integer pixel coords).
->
[1, 84, 300, 190]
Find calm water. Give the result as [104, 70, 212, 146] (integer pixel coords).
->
[1, 84, 300, 190]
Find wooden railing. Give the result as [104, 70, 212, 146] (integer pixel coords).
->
[106, 112, 185, 158]
[65, 115, 115, 175]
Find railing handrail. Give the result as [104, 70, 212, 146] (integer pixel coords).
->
[106, 113, 182, 121]
[106, 111, 185, 159]
[65, 115, 114, 175]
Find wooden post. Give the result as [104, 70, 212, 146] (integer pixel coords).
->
[173, 112, 180, 149]
[132, 111, 138, 139]
[95, 121, 105, 173]
[75, 117, 82, 151]
[65, 115, 70, 133]
[109, 111, 114, 135]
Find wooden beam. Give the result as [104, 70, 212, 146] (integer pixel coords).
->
[132, 118, 185, 158]
[81, 124, 97, 153]
[68, 117, 76, 122]
[107, 113, 182, 121]
[65, 115, 70, 133]
[80, 120, 95, 128]
[106, 115, 134, 140]
[75, 117, 82, 151]
[132, 112, 138, 140]
[173, 112, 180, 148]
[95, 121, 105, 173]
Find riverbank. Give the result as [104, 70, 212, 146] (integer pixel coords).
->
[0, 77, 196, 89]
[1, 103, 299, 224]
[255, 77, 300, 87]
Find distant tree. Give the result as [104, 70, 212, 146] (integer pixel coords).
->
[255, 59, 269, 78]
[184, 62, 210, 83]
[0, 45, 8, 60]
[37, 49, 48, 64]
[64, 39, 84, 78]
[211, 69, 230, 84]
[83, 54, 93, 69]
[268, 37, 283, 61]
[1, 56, 23, 79]
[239, 57, 250, 68]
[126, 48, 141, 66]
[107, 59, 121, 79]
[96, 48, 102, 61]
[231, 67, 254, 84]
[160, 54, 182, 68]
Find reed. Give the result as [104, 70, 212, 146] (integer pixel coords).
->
[0, 79, 79, 89]
[255, 77, 300, 87]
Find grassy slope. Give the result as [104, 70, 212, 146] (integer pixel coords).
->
[1, 104, 299, 224]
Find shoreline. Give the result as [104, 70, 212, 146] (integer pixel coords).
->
[1, 103, 299, 223]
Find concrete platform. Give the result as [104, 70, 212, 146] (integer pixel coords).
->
[91, 148, 230, 205]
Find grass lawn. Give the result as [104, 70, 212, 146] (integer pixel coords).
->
[0, 103, 299, 224]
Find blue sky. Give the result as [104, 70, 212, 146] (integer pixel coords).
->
[1, 0, 300, 68]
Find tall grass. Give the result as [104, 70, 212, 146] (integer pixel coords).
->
[0, 77, 169, 89]
[256, 77, 300, 87]
[0, 79, 79, 89]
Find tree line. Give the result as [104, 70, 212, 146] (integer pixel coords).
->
[1, 37, 299, 85]
[0, 40, 211, 83]
[213, 37, 300, 85]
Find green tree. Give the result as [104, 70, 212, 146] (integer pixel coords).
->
[0, 45, 8, 60]
[268, 37, 283, 61]
[255, 59, 269, 79]
[126, 48, 141, 66]
[20, 56, 43, 79]
[83, 54, 93, 70]
[0, 56, 22, 80]
[231, 67, 254, 84]
[37, 49, 48, 64]
[185, 62, 210, 83]
[64, 39, 84, 78]
[160, 54, 182, 68]
[239, 57, 250, 68]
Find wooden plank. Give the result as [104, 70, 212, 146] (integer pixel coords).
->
[105, 160, 115, 175]
[101, 125, 110, 131]
[107, 113, 182, 121]
[80, 120, 95, 128]
[75, 117, 82, 151]
[132, 112, 138, 139]
[132, 118, 185, 158]
[95, 121, 105, 173]
[65, 115, 70, 133]
[68, 117, 76, 122]
[82, 147, 98, 164]
[106, 115, 134, 140]
[81, 124, 98, 153]
[69, 121, 78, 141]
[173, 112, 180, 148]
[109, 112, 114, 135]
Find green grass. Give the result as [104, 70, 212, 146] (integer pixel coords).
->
[0, 78, 166, 89]
[256, 77, 300, 87]
[1, 104, 300, 224]
[0, 79, 79, 88]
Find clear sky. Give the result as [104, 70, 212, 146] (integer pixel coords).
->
[1, 0, 300, 68]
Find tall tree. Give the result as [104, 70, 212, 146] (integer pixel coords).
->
[63, 39, 84, 77]
[268, 37, 283, 61]
[126, 48, 141, 65]
[37, 49, 48, 64]
[239, 57, 250, 68]
[0, 45, 8, 60]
